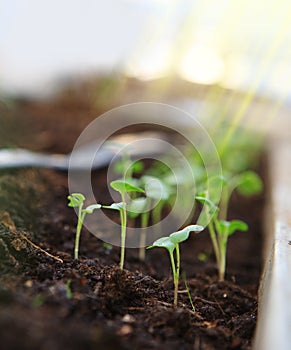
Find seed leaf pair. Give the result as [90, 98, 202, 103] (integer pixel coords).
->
[148, 224, 204, 306]
[67, 193, 101, 260]
[195, 192, 249, 281]
[104, 179, 144, 269]
[149, 224, 204, 251]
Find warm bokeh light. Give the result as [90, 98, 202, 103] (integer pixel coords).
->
[177, 43, 224, 85]
[221, 55, 251, 90]
[125, 44, 172, 81]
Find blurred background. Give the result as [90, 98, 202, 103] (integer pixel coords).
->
[0, 0, 291, 145]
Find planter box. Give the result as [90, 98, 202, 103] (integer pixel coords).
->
[254, 139, 291, 350]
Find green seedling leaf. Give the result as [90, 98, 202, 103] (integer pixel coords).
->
[128, 197, 148, 218]
[217, 219, 248, 236]
[170, 229, 190, 244]
[147, 237, 175, 254]
[211, 175, 228, 186]
[110, 179, 145, 195]
[126, 177, 141, 187]
[102, 202, 125, 211]
[109, 179, 144, 270]
[187, 224, 204, 232]
[103, 242, 113, 250]
[169, 224, 204, 244]
[227, 220, 248, 235]
[236, 171, 263, 196]
[132, 160, 144, 173]
[82, 203, 102, 214]
[67, 193, 85, 207]
[67, 193, 101, 260]
[142, 175, 170, 200]
[195, 195, 218, 212]
[147, 222, 202, 307]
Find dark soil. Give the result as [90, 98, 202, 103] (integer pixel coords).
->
[0, 97, 265, 350]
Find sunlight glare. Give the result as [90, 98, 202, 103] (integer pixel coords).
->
[178, 43, 224, 85]
[125, 44, 171, 81]
[221, 55, 251, 90]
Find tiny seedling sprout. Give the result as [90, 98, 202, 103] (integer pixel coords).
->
[67, 193, 101, 260]
[143, 175, 171, 229]
[103, 179, 144, 269]
[147, 224, 203, 307]
[129, 175, 172, 261]
[195, 170, 262, 280]
[196, 194, 248, 281]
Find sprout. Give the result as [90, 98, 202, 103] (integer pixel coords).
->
[129, 175, 172, 261]
[147, 224, 204, 307]
[103, 179, 144, 269]
[195, 170, 262, 280]
[67, 193, 101, 260]
[196, 194, 248, 281]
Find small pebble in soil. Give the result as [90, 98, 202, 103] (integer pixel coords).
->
[24, 280, 33, 288]
[117, 324, 133, 336]
[122, 314, 135, 323]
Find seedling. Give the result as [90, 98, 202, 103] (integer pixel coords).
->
[195, 170, 262, 280]
[163, 167, 196, 226]
[196, 194, 248, 281]
[67, 193, 101, 260]
[129, 175, 172, 260]
[127, 196, 148, 260]
[146, 175, 172, 228]
[152, 157, 202, 227]
[103, 179, 144, 269]
[147, 224, 203, 307]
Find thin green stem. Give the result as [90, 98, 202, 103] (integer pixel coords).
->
[219, 187, 229, 221]
[208, 219, 220, 267]
[119, 194, 127, 269]
[174, 243, 181, 307]
[169, 251, 178, 307]
[74, 205, 84, 260]
[218, 231, 228, 281]
[175, 243, 180, 290]
[139, 200, 150, 261]
[183, 273, 195, 313]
